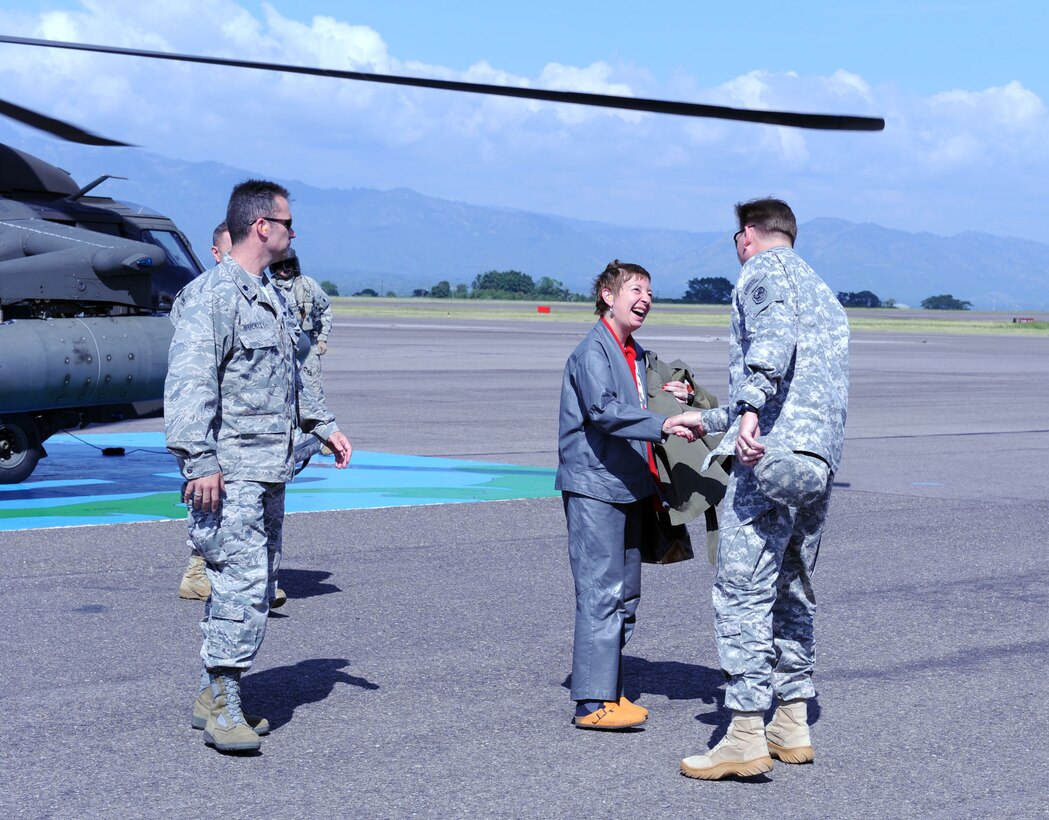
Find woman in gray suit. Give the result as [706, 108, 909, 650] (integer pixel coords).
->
[555, 261, 693, 730]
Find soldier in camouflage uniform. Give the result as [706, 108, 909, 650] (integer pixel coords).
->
[676, 198, 849, 780]
[165, 181, 352, 753]
[269, 248, 333, 411]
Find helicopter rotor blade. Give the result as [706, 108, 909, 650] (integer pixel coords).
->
[0, 35, 885, 132]
[0, 97, 131, 147]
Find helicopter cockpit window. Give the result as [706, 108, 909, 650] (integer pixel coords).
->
[140, 230, 203, 276]
[140, 229, 205, 311]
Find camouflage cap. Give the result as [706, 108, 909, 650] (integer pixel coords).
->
[754, 450, 829, 507]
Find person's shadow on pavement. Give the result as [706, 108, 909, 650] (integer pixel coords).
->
[622, 655, 725, 703]
[560, 656, 724, 703]
[243, 657, 378, 730]
[277, 568, 341, 601]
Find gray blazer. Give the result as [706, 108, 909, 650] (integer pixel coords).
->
[555, 321, 667, 504]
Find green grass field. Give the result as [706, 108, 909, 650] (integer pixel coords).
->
[328, 298, 1049, 335]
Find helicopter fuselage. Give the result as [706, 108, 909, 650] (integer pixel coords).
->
[0, 144, 202, 482]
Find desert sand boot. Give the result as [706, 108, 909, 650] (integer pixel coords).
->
[203, 672, 261, 752]
[191, 686, 270, 735]
[766, 699, 814, 764]
[573, 701, 646, 730]
[270, 587, 287, 609]
[680, 712, 774, 780]
[177, 553, 210, 601]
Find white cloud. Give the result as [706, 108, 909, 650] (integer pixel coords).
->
[930, 81, 1045, 128]
[0, 1, 1045, 240]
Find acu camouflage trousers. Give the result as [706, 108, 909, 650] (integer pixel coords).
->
[187, 480, 285, 670]
[713, 468, 833, 712]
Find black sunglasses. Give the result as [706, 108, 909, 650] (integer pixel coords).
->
[261, 216, 293, 231]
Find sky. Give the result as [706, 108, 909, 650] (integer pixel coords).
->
[0, 1, 1046, 241]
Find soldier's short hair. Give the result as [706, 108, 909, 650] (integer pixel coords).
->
[212, 221, 228, 247]
[735, 197, 797, 245]
[592, 260, 651, 316]
[226, 180, 291, 244]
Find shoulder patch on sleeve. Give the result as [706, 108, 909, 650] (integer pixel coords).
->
[740, 275, 783, 315]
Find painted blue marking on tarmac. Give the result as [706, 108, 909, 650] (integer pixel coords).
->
[0, 478, 109, 492]
[1, 432, 557, 531]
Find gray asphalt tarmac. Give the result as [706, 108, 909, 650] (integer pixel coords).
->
[3, 313, 1048, 818]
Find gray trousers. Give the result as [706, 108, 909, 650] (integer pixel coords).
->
[564, 492, 643, 702]
[713, 469, 832, 712]
[188, 480, 285, 670]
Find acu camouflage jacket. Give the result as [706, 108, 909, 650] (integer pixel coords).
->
[700, 246, 849, 473]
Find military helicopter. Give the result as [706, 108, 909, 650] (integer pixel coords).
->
[0, 144, 203, 482]
[0, 35, 884, 483]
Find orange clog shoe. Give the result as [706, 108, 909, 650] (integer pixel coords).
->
[618, 696, 649, 719]
[573, 701, 646, 730]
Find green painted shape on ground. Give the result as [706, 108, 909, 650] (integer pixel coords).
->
[0, 493, 184, 521]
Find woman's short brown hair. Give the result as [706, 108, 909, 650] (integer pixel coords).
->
[592, 260, 651, 316]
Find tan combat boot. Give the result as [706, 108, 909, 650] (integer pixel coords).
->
[177, 554, 211, 601]
[766, 698, 814, 764]
[191, 686, 271, 735]
[680, 711, 774, 780]
[203, 671, 261, 752]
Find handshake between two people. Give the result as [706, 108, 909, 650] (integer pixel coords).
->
[659, 379, 706, 444]
[661, 411, 707, 443]
[659, 404, 766, 468]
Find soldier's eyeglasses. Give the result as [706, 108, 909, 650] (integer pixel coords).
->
[733, 226, 749, 245]
[261, 216, 293, 231]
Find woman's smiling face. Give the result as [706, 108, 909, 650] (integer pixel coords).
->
[604, 274, 652, 338]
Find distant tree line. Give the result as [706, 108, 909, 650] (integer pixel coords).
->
[837, 290, 882, 308]
[921, 294, 972, 310]
[422, 270, 582, 301]
[405, 271, 977, 311]
[683, 277, 733, 304]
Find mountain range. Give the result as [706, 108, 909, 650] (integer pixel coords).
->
[5, 128, 1047, 310]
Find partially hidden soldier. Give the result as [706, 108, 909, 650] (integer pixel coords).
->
[674, 198, 849, 780]
[165, 181, 351, 753]
[269, 248, 333, 424]
[177, 221, 231, 603]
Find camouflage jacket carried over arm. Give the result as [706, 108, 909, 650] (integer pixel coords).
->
[164, 259, 338, 483]
[700, 246, 849, 472]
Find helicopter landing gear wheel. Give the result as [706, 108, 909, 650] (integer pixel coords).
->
[0, 414, 42, 484]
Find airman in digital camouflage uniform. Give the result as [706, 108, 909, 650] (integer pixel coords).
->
[165, 181, 352, 753]
[177, 222, 303, 608]
[676, 198, 849, 780]
[270, 248, 333, 410]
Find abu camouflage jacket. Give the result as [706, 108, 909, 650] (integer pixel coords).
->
[165, 257, 337, 483]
